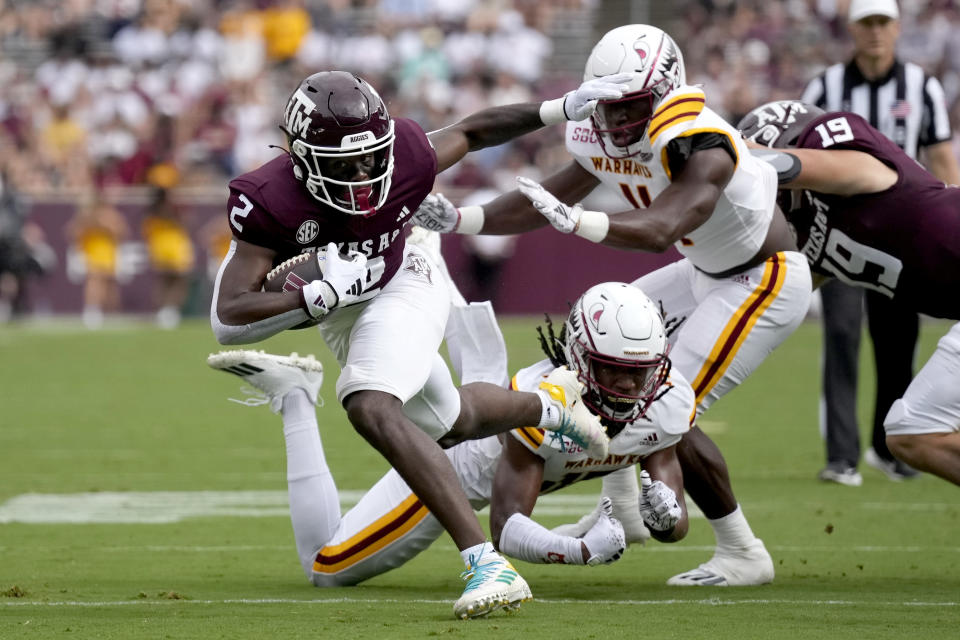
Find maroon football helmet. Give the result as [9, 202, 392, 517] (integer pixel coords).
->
[736, 100, 824, 149]
[737, 100, 824, 212]
[280, 71, 395, 215]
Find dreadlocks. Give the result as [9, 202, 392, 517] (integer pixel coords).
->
[536, 313, 568, 368]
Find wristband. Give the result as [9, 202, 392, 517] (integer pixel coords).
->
[455, 205, 485, 235]
[301, 280, 337, 318]
[539, 95, 569, 126]
[574, 210, 610, 243]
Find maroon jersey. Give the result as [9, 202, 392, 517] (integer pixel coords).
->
[789, 111, 960, 319]
[225, 117, 438, 289]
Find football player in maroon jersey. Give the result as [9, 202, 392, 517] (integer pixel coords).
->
[740, 100, 960, 487]
[209, 70, 632, 618]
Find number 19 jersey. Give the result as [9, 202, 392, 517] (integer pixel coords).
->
[790, 111, 960, 319]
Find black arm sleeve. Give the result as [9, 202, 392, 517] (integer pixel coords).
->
[664, 132, 737, 177]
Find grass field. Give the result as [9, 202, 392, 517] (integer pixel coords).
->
[1, 317, 957, 639]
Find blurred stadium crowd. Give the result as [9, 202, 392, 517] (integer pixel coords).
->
[1, 0, 959, 322]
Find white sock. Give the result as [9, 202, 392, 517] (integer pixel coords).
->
[460, 541, 497, 567]
[282, 388, 341, 576]
[535, 390, 562, 428]
[708, 505, 758, 550]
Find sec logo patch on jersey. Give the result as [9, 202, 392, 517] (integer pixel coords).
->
[297, 220, 319, 244]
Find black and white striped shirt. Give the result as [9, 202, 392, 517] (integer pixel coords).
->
[801, 59, 952, 159]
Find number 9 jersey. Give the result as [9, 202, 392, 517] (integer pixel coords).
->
[789, 111, 960, 320]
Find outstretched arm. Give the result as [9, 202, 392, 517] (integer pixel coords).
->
[518, 146, 734, 252]
[412, 160, 600, 235]
[781, 148, 897, 196]
[427, 75, 631, 173]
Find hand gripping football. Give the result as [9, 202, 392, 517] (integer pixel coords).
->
[262, 249, 327, 328]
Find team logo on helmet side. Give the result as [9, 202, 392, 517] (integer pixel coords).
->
[284, 89, 316, 138]
[633, 39, 650, 66]
[738, 100, 823, 148]
[589, 302, 606, 332]
[296, 220, 319, 244]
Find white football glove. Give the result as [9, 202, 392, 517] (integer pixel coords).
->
[638, 470, 682, 532]
[581, 497, 626, 566]
[562, 73, 633, 121]
[552, 493, 650, 545]
[301, 242, 372, 318]
[412, 193, 459, 233]
[516, 176, 583, 234]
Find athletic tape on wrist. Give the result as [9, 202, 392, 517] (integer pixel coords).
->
[575, 210, 609, 243]
[455, 205, 485, 235]
[539, 96, 569, 126]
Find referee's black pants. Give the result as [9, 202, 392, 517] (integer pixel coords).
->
[820, 280, 918, 467]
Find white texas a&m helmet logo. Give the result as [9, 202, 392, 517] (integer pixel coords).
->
[284, 88, 316, 138]
[296, 220, 319, 244]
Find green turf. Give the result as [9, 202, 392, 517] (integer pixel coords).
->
[1, 317, 957, 639]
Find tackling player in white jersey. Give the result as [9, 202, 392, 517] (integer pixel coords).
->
[209, 281, 693, 595]
[413, 24, 813, 586]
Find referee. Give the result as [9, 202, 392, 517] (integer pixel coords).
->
[801, 0, 960, 486]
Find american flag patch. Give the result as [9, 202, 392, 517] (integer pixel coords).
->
[890, 100, 912, 118]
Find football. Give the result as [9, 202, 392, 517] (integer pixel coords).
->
[262, 249, 327, 329]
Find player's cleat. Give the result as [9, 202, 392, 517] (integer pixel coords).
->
[864, 447, 919, 481]
[539, 367, 610, 460]
[453, 552, 532, 619]
[666, 539, 774, 587]
[207, 350, 324, 413]
[818, 463, 863, 487]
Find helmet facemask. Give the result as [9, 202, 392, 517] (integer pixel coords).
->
[591, 88, 658, 160]
[569, 338, 671, 423]
[289, 121, 395, 216]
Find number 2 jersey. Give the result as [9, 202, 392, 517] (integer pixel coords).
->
[565, 84, 779, 275]
[789, 111, 960, 319]
[224, 117, 437, 287]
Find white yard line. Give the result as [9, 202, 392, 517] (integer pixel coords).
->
[2, 597, 956, 608]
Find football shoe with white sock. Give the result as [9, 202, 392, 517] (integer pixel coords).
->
[453, 552, 532, 619]
[538, 367, 610, 460]
[207, 350, 324, 413]
[666, 539, 774, 586]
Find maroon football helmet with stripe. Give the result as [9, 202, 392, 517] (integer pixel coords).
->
[280, 71, 395, 215]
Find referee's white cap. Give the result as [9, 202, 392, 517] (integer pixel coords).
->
[848, 0, 900, 23]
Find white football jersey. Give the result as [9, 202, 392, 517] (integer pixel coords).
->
[565, 84, 778, 274]
[506, 359, 694, 494]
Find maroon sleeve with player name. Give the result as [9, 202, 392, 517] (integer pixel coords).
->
[224, 117, 438, 288]
[788, 111, 960, 319]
